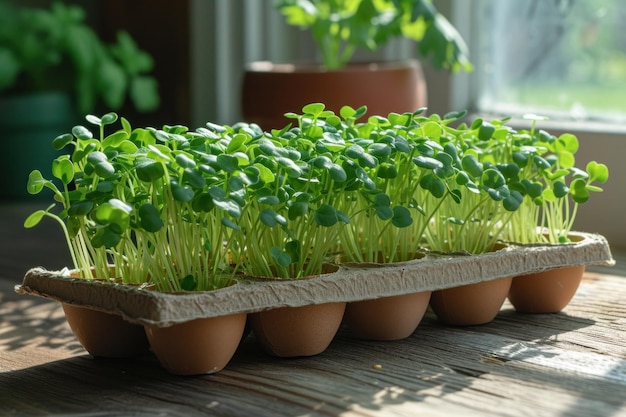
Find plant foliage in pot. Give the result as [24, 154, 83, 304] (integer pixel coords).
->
[230, 103, 352, 357]
[24, 113, 250, 373]
[241, 0, 472, 130]
[502, 115, 609, 313]
[0, 1, 159, 200]
[409, 115, 524, 325]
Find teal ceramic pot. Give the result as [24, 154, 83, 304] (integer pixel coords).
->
[0, 91, 78, 200]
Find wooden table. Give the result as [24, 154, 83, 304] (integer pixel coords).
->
[1, 203, 626, 416]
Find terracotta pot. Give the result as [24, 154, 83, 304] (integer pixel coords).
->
[250, 302, 346, 357]
[62, 303, 150, 358]
[344, 291, 432, 340]
[145, 313, 247, 375]
[508, 265, 586, 313]
[241, 60, 427, 130]
[429, 277, 513, 326]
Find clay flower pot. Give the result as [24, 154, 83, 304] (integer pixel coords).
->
[508, 265, 586, 313]
[250, 302, 346, 357]
[241, 60, 427, 130]
[62, 303, 150, 358]
[144, 313, 247, 375]
[429, 277, 513, 326]
[344, 291, 432, 340]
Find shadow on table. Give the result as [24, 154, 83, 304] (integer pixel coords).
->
[1, 302, 624, 417]
[1, 313, 624, 417]
[0, 295, 84, 354]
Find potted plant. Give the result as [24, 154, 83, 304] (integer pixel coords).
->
[503, 115, 609, 313]
[232, 103, 352, 357]
[331, 107, 461, 339]
[241, 0, 472, 130]
[24, 113, 249, 374]
[407, 116, 524, 325]
[20, 104, 611, 372]
[0, 1, 159, 199]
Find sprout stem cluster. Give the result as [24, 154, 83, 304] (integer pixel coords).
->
[25, 105, 608, 290]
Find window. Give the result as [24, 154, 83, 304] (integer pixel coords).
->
[456, 0, 626, 126]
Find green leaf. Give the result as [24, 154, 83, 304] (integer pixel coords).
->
[182, 168, 206, 189]
[478, 122, 495, 140]
[285, 240, 301, 263]
[340, 105, 357, 119]
[101, 131, 130, 150]
[369, 143, 391, 158]
[91, 226, 122, 248]
[68, 201, 94, 217]
[570, 178, 590, 204]
[461, 154, 483, 178]
[101, 112, 119, 126]
[221, 217, 241, 230]
[373, 193, 391, 207]
[555, 133, 579, 153]
[86, 115, 102, 126]
[258, 195, 281, 205]
[288, 201, 309, 220]
[587, 161, 609, 183]
[51, 158, 74, 185]
[136, 158, 165, 182]
[27, 170, 48, 195]
[179, 274, 198, 291]
[329, 164, 347, 182]
[302, 102, 326, 116]
[391, 206, 413, 228]
[52, 133, 74, 150]
[377, 162, 398, 178]
[557, 151, 575, 170]
[87, 151, 115, 178]
[24, 210, 46, 228]
[313, 204, 339, 227]
[503, 191, 523, 212]
[260, 209, 286, 227]
[255, 162, 275, 183]
[376, 206, 393, 221]
[175, 153, 196, 169]
[138, 203, 163, 232]
[482, 168, 506, 190]
[413, 155, 443, 170]
[170, 181, 194, 202]
[420, 173, 445, 198]
[271, 246, 292, 267]
[552, 181, 569, 199]
[533, 155, 551, 170]
[434, 152, 454, 178]
[72, 125, 93, 141]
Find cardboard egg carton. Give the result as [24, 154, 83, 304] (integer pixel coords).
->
[16, 231, 614, 327]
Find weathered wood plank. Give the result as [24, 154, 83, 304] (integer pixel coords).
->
[2, 272, 626, 416]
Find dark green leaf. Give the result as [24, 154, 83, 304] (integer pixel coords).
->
[288, 201, 308, 220]
[136, 158, 165, 182]
[314, 204, 339, 227]
[271, 246, 291, 267]
[170, 181, 194, 202]
[52, 133, 74, 150]
[51, 158, 74, 185]
[391, 206, 413, 228]
[138, 203, 163, 232]
[413, 155, 443, 170]
[179, 274, 197, 291]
